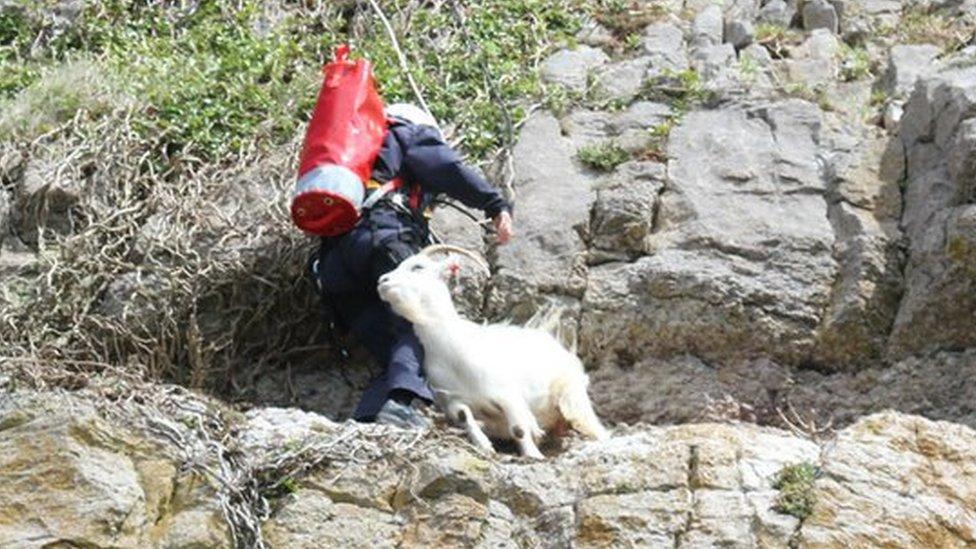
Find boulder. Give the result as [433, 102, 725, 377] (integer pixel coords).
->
[643, 22, 690, 77]
[593, 57, 652, 102]
[724, 18, 755, 50]
[692, 4, 724, 48]
[784, 29, 841, 88]
[540, 46, 610, 93]
[802, 0, 839, 32]
[758, 0, 796, 27]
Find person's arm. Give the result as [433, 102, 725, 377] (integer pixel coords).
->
[398, 125, 512, 220]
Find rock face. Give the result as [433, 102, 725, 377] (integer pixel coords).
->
[3, 387, 975, 548]
[0, 394, 230, 547]
[888, 64, 976, 359]
[582, 100, 836, 366]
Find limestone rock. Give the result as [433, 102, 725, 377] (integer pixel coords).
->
[263, 489, 402, 548]
[880, 44, 942, 98]
[643, 22, 690, 76]
[759, 0, 796, 27]
[593, 57, 652, 102]
[889, 64, 976, 358]
[540, 46, 609, 93]
[580, 100, 836, 366]
[589, 162, 665, 257]
[785, 29, 841, 88]
[692, 5, 724, 48]
[10, 151, 83, 247]
[802, 0, 839, 32]
[801, 413, 976, 547]
[487, 112, 596, 319]
[724, 18, 755, 50]
[0, 394, 230, 548]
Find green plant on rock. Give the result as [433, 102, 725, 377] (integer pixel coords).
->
[754, 23, 797, 59]
[578, 140, 629, 171]
[839, 44, 872, 82]
[772, 461, 820, 520]
[783, 81, 833, 111]
[884, 8, 976, 53]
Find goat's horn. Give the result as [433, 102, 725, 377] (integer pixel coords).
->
[419, 244, 490, 274]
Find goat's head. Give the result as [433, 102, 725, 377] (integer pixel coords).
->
[377, 245, 488, 325]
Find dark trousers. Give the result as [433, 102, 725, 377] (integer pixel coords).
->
[311, 204, 433, 420]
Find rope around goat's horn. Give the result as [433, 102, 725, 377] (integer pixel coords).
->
[419, 244, 490, 275]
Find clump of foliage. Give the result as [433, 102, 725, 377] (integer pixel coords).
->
[882, 8, 976, 53]
[839, 44, 873, 82]
[2, 0, 591, 166]
[783, 81, 833, 111]
[754, 23, 801, 59]
[772, 462, 820, 520]
[578, 140, 629, 171]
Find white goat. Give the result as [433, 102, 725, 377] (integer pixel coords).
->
[377, 245, 608, 458]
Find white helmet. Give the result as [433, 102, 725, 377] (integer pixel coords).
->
[386, 103, 441, 136]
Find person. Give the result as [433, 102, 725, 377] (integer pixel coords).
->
[308, 104, 514, 429]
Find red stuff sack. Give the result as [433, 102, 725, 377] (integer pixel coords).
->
[292, 45, 387, 236]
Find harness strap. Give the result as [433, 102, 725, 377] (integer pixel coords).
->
[362, 177, 424, 212]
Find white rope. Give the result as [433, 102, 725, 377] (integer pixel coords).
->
[365, 0, 434, 120]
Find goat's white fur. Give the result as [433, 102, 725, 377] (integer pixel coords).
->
[377, 251, 608, 458]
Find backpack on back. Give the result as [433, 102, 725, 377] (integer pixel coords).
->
[291, 45, 388, 237]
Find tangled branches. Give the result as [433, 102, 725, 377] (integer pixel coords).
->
[0, 101, 324, 398]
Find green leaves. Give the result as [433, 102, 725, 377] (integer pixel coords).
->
[772, 461, 820, 520]
[577, 141, 629, 171]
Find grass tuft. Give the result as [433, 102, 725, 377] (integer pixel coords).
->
[772, 461, 820, 520]
[578, 140, 629, 171]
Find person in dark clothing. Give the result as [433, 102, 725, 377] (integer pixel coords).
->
[309, 104, 513, 428]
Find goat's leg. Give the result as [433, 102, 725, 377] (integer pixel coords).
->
[446, 401, 494, 453]
[498, 398, 545, 459]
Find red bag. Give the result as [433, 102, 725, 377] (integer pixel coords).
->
[292, 45, 388, 236]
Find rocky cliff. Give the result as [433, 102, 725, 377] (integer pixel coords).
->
[2, 0, 976, 547]
[3, 367, 975, 547]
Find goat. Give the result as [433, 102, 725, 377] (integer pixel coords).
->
[377, 244, 608, 458]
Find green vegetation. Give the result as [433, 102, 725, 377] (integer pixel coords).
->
[754, 23, 797, 59]
[0, 0, 595, 167]
[772, 462, 820, 520]
[578, 140, 629, 171]
[784, 81, 832, 111]
[882, 8, 976, 53]
[839, 45, 872, 82]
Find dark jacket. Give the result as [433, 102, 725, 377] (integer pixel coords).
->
[371, 119, 511, 218]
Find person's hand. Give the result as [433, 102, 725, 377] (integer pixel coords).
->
[492, 211, 514, 245]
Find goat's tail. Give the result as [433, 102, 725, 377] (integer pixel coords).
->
[552, 374, 609, 441]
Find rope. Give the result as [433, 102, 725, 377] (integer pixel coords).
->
[365, 0, 434, 120]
